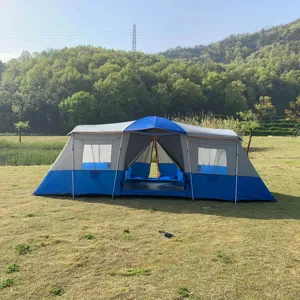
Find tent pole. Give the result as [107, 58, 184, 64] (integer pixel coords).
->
[234, 139, 239, 204]
[71, 133, 75, 200]
[112, 132, 124, 199]
[186, 137, 194, 201]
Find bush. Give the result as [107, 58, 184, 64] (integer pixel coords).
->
[15, 244, 32, 255]
[5, 263, 20, 274]
[84, 233, 95, 240]
[0, 278, 15, 289]
[50, 286, 64, 296]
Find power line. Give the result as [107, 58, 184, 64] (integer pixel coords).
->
[132, 23, 136, 52]
[258, 151, 300, 186]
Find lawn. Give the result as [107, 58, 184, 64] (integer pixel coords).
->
[0, 137, 300, 299]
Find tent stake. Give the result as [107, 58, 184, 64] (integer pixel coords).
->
[71, 133, 75, 200]
[186, 138, 195, 201]
[112, 133, 124, 199]
[234, 139, 239, 204]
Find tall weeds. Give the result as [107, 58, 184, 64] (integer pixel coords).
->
[172, 114, 244, 137]
[0, 140, 64, 166]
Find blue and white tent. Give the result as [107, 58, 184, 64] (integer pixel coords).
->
[34, 116, 275, 202]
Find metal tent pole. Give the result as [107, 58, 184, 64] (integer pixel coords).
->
[71, 133, 75, 200]
[234, 139, 239, 204]
[112, 133, 124, 199]
[186, 138, 195, 201]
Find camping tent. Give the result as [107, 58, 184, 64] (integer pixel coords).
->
[34, 116, 275, 202]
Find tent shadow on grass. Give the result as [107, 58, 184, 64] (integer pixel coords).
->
[47, 192, 300, 220]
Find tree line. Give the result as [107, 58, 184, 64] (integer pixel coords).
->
[0, 19, 299, 134]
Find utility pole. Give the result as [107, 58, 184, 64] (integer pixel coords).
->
[132, 23, 136, 52]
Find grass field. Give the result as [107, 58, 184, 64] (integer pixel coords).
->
[0, 137, 300, 299]
[0, 137, 66, 166]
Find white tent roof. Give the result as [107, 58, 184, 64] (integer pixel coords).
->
[174, 122, 238, 139]
[69, 117, 239, 140]
[70, 121, 134, 134]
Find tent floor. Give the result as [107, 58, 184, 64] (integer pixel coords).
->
[123, 179, 185, 191]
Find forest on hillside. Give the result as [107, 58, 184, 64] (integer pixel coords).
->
[0, 19, 299, 134]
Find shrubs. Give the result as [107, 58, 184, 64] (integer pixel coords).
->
[50, 286, 64, 296]
[173, 115, 299, 137]
[15, 244, 32, 255]
[0, 278, 15, 289]
[5, 263, 20, 274]
[173, 115, 244, 137]
[83, 233, 95, 240]
[252, 120, 299, 136]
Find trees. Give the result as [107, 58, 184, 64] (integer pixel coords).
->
[255, 96, 276, 121]
[224, 80, 247, 115]
[59, 91, 97, 128]
[0, 18, 299, 134]
[285, 96, 300, 121]
[171, 78, 206, 114]
[0, 60, 4, 80]
[14, 121, 30, 142]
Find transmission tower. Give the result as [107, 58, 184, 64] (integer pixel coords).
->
[132, 23, 136, 52]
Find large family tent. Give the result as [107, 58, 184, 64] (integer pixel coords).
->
[34, 116, 275, 202]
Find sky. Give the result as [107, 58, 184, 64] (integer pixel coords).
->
[0, 0, 299, 62]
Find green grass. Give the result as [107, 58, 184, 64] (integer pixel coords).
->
[5, 263, 20, 274]
[15, 244, 32, 255]
[0, 136, 66, 166]
[117, 268, 151, 276]
[83, 233, 95, 240]
[0, 137, 299, 299]
[50, 286, 64, 296]
[0, 278, 15, 289]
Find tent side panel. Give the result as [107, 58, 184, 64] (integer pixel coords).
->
[237, 176, 275, 201]
[73, 133, 122, 170]
[74, 170, 123, 195]
[51, 138, 72, 170]
[190, 173, 275, 201]
[33, 170, 72, 195]
[188, 137, 236, 175]
[237, 144, 259, 177]
[34, 170, 124, 196]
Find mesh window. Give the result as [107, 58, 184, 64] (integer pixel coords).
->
[135, 142, 153, 163]
[82, 144, 112, 170]
[156, 142, 173, 163]
[197, 147, 227, 175]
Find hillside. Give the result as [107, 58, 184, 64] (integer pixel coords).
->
[0, 19, 300, 134]
[161, 19, 300, 63]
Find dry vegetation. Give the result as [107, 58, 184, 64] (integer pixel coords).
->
[0, 137, 300, 299]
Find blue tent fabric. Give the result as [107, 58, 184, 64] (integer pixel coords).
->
[158, 163, 183, 181]
[34, 170, 275, 202]
[124, 116, 186, 134]
[34, 170, 124, 196]
[125, 162, 151, 180]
